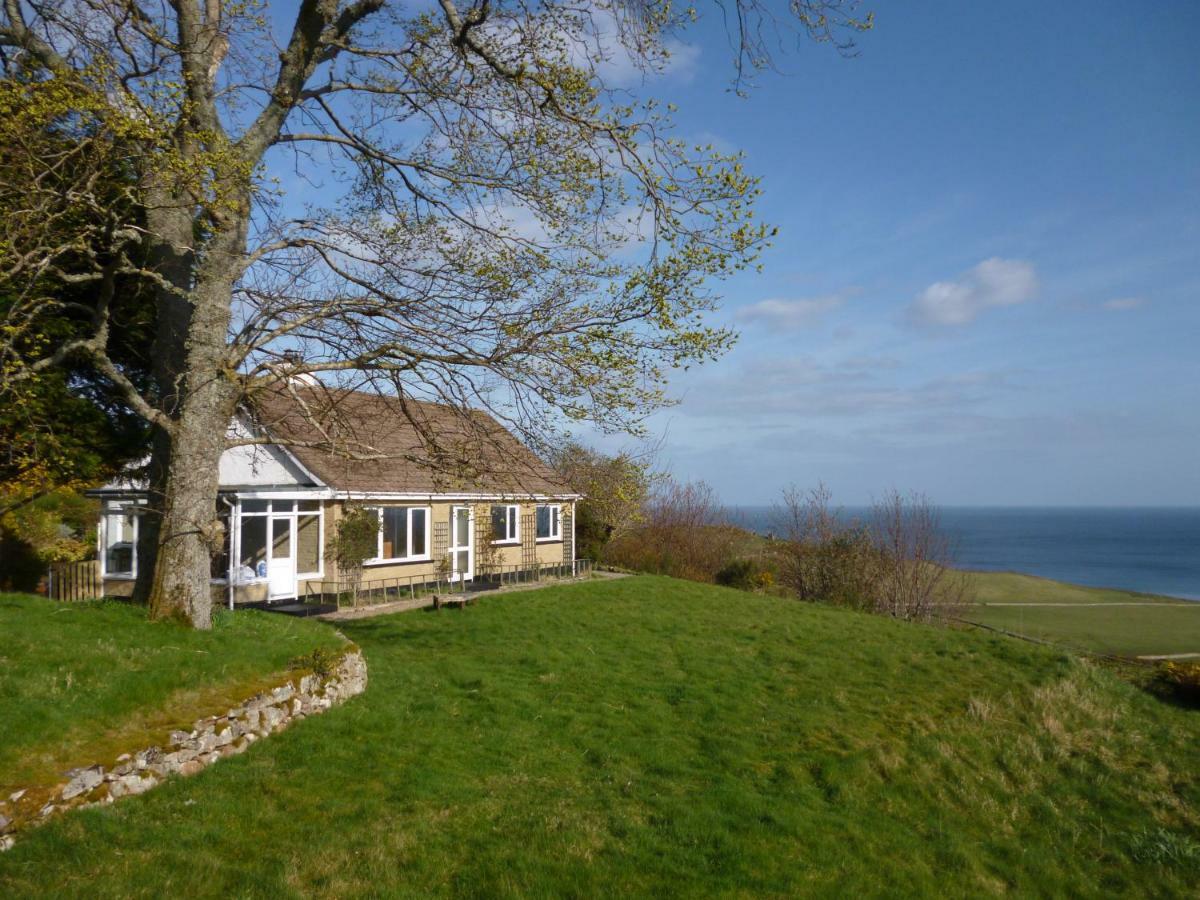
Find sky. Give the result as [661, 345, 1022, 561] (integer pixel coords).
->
[260, 0, 1200, 507]
[579, 0, 1200, 506]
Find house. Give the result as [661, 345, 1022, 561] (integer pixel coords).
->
[91, 385, 581, 606]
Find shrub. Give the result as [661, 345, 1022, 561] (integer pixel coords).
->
[715, 559, 758, 590]
[775, 485, 879, 611]
[604, 479, 743, 582]
[714, 559, 774, 591]
[289, 645, 342, 679]
[1155, 661, 1200, 704]
[774, 485, 967, 621]
[869, 489, 969, 621]
[328, 505, 379, 606]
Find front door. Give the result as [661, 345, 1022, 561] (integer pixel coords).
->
[448, 506, 473, 582]
[268, 515, 296, 600]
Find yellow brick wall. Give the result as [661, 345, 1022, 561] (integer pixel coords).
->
[300, 498, 574, 591]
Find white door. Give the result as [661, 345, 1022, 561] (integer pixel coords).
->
[448, 506, 473, 582]
[268, 515, 297, 600]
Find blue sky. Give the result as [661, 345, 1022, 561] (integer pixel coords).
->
[260, 1, 1199, 506]
[593, 0, 1200, 506]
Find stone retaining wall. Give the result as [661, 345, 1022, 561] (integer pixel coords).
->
[0, 646, 367, 851]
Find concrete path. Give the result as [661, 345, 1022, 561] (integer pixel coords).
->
[319, 570, 629, 622]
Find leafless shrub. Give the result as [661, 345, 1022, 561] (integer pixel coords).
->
[774, 484, 880, 610]
[869, 489, 969, 621]
[774, 484, 967, 621]
[605, 478, 743, 582]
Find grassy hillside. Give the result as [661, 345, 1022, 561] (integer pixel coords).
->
[0, 594, 345, 792]
[968, 571, 1193, 606]
[1, 576, 1198, 897]
[964, 571, 1200, 657]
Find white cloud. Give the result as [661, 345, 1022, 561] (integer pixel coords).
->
[735, 294, 844, 329]
[564, 6, 700, 87]
[909, 257, 1038, 327]
[1102, 297, 1147, 311]
[679, 354, 1020, 422]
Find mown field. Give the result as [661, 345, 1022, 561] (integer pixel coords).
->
[0, 594, 345, 793]
[963, 571, 1200, 657]
[1, 576, 1197, 897]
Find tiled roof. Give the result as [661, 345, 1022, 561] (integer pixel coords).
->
[247, 384, 575, 497]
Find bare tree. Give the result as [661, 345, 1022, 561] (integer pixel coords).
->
[869, 489, 968, 621]
[0, 0, 870, 627]
[774, 485, 967, 621]
[775, 483, 878, 609]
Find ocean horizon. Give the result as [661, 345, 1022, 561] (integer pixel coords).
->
[725, 505, 1200, 601]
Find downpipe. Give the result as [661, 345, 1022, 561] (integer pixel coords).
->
[220, 494, 236, 611]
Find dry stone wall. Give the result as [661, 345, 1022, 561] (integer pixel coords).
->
[0, 646, 367, 851]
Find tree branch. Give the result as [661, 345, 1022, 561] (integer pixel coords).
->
[239, 0, 383, 163]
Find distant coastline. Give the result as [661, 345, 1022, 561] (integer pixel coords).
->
[726, 505, 1200, 601]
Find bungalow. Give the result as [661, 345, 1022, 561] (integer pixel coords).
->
[91, 385, 580, 607]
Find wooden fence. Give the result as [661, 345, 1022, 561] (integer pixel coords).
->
[47, 560, 102, 602]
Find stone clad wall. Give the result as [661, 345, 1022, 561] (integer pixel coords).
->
[0, 647, 367, 852]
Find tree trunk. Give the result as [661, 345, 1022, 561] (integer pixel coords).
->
[131, 180, 195, 607]
[144, 220, 245, 628]
[131, 426, 171, 606]
[145, 397, 228, 627]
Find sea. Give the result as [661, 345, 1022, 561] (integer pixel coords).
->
[725, 506, 1200, 601]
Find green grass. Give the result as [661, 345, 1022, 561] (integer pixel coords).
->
[0, 593, 345, 792]
[963, 571, 1200, 657]
[2, 576, 1197, 897]
[967, 571, 1190, 607]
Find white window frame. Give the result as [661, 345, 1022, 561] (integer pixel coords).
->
[98, 502, 140, 579]
[294, 505, 325, 580]
[491, 504, 520, 544]
[535, 503, 562, 542]
[228, 497, 324, 584]
[366, 506, 432, 565]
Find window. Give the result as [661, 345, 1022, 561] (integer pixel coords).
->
[230, 497, 324, 582]
[491, 505, 519, 543]
[101, 507, 137, 577]
[536, 504, 561, 541]
[296, 513, 321, 575]
[381, 507, 407, 559]
[238, 516, 268, 582]
[368, 507, 430, 562]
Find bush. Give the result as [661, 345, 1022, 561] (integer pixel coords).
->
[603, 479, 744, 582]
[289, 646, 343, 679]
[1155, 661, 1200, 704]
[715, 559, 773, 592]
[327, 505, 380, 606]
[774, 485, 967, 621]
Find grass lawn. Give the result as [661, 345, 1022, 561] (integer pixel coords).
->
[2, 575, 1197, 897]
[0, 593, 345, 793]
[963, 571, 1200, 657]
